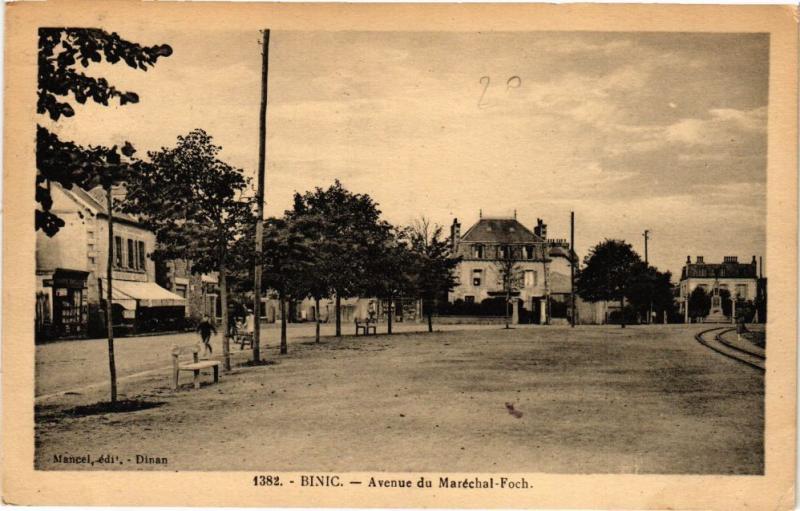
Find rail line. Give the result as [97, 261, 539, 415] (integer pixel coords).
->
[694, 327, 765, 372]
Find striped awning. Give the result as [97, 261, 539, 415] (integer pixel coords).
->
[101, 279, 186, 309]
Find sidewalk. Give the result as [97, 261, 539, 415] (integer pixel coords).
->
[35, 320, 505, 399]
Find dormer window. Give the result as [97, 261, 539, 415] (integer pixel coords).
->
[525, 245, 534, 259]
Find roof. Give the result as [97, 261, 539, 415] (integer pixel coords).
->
[56, 184, 141, 225]
[681, 262, 757, 280]
[84, 186, 140, 224]
[548, 245, 575, 261]
[460, 218, 544, 244]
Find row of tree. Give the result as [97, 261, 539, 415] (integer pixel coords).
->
[121, 132, 462, 367]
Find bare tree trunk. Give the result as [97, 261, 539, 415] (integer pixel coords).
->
[620, 297, 626, 328]
[105, 188, 118, 404]
[219, 259, 230, 370]
[280, 294, 287, 354]
[315, 297, 321, 343]
[426, 298, 433, 333]
[335, 294, 341, 337]
[387, 296, 393, 335]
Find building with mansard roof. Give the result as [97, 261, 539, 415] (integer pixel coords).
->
[678, 255, 761, 323]
[448, 213, 575, 324]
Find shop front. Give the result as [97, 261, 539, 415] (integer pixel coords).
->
[100, 278, 187, 333]
[36, 268, 90, 340]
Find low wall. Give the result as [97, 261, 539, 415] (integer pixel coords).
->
[433, 315, 508, 325]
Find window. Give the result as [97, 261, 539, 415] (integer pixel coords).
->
[525, 245, 534, 259]
[137, 241, 146, 270]
[114, 236, 123, 267]
[127, 239, 135, 268]
[500, 245, 510, 259]
[472, 269, 482, 287]
[736, 284, 748, 300]
[472, 244, 484, 259]
[524, 270, 537, 288]
[175, 284, 187, 298]
[464, 295, 475, 304]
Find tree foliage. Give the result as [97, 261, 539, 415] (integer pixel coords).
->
[687, 286, 711, 320]
[576, 240, 642, 303]
[122, 129, 253, 273]
[409, 219, 461, 332]
[287, 180, 389, 335]
[36, 28, 172, 235]
[624, 262, 676, 321]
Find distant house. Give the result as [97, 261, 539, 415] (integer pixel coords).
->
[260, 295, 421, 326]
[448, 214, 575, 324]
[35, 183, 186, 340]
[158, 258, 220, 322]
[678, 255, 759, 322]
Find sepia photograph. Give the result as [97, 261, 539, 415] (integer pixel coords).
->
[3, 2, 797, 509]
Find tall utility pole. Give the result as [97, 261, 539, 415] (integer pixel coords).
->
[105, 187, 117, 403]
[253, 29, 270, 363]
[643, 229, 652, 323]
[570, 211, 576, 328]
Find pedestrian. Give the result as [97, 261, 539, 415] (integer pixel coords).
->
[197, 314, 217, 357]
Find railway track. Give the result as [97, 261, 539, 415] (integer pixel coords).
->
[694, 327, 765, 371]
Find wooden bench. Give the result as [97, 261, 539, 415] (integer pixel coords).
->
[171, 344, 220, 390]
[232, 331, 253, 350]
[355, 318, 377, 336]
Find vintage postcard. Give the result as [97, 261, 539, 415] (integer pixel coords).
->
[3, 1, 797, 509]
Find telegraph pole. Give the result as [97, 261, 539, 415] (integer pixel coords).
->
[253, 29, 270, 363]
[570, 211, 576, 328]
[106, 187, 117, 403]
[643, 229, 652, 324]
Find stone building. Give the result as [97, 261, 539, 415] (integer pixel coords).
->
[678, 255, 759, 323]
[448, 214, 575, 324]
[35, 184, 185, 340]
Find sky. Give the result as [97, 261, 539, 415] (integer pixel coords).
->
[46, 30, 769, 278]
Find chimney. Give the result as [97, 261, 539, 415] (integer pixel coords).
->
[534, 218, 547, 239]
[723, 256, 738, 264]
[450, 218, 461, 252]
[759, 256, 763, 278]
[686, 255, 691, 264]
[696, 256, 704, 264]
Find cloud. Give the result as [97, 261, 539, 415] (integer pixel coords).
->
[43, 30, 768, 276]
[665, 106, 766, 146]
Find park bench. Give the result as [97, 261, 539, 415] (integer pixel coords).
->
[355, 318, 377, 336]
[171, 344, 220, 390]
[232, 331, 253, 350]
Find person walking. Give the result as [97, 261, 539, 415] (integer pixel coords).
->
[197, 314, 217, 357]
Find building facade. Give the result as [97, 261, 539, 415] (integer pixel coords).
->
[448, 215, 575, 324]
[159, 258, 220, 322]
[35, 184, 185, 340]
[678, 255, 759, 322]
